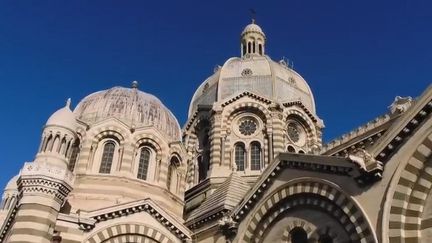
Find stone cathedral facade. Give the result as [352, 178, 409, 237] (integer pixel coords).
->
[0, 21, 432, 243]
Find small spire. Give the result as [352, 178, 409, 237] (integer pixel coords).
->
[251, 18, 255, 24]
[131, 80, 139, 89]
[66, 98, 71, 108]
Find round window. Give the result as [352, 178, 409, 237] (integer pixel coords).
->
[239, 119, 257, 136]
[287, 121, 306, 146]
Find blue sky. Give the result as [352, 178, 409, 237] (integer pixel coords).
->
[0, 0, 430, 189]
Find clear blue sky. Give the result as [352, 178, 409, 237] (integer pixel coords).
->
[0, 0, 430, 189]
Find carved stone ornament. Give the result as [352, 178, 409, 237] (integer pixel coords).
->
[241, 68, 253, 77]
[389, 96, 413, 114]
[347, 148, 383, 178]
[219, 215, 238, 239]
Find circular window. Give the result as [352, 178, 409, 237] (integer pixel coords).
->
[287, 121, 306, 146]
[239, 119, 257, 136]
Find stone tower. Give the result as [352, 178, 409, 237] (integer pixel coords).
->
[183, 21, 324, 218]
[7, 100, 76, 242]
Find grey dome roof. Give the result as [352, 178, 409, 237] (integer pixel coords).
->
[188, 55, 316, 117]
[74, 86, 181, 141]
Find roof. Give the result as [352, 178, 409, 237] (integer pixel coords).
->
[74, 86, 181, 141]
[186, 172, 250, 224]
[188, 55, 317, 118]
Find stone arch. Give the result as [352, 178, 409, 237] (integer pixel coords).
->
[223, 102, 270, 129]
[85, 223, 175, 243]
[285, 108, 317, 144]
[239, 179, 377, 243]
[383, 132, 432, 243]
[134, 136, 164, 162]
[281, 220, 316, 242]
[92, 129, 126, 146]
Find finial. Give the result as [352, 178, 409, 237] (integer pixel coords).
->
[131, 80, 139, 89]
[66, 98, 71, 108]
[249, 8, 256, 24]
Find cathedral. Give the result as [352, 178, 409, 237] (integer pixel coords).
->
[0, 20, 431, 243]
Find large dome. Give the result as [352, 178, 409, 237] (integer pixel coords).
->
[188, 55, 316, 117]
[74, 85, 181, 141]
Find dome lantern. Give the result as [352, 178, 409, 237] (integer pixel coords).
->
[241, 19, 266, 57]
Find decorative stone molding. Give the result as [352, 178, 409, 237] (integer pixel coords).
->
[220, 91, 273, 108]
[18, 162, 74, 206]
[81, 199, 191, 241]
[323, 113, 392, 153]
[20, 162, 74, 185]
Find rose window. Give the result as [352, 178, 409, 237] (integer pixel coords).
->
[287, 123, 300, 142]
[239, 119, 257, 136]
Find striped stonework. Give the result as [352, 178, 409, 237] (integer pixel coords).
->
[386, 132, 432, 243]
[270, 111, 285, 156]
[209, 112, 222, 170]
[8, 204, 57, 243]
[7, 162, 74, 243]
[239, 180, 376, 243]
[85, 223, 174, 243]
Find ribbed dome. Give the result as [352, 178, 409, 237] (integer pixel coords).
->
[74, 86, 181, 141]
[46, 99, 77, 129]
[241, 23, 265, 38]
[188, 55, 316, 117]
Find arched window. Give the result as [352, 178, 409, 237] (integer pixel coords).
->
[259, 44, 263, 55]
[167, 157, 179, 191]
[137, 148, 151, 180]
[68, 141, 80, 172]
[319, 234, 333, 243]
[234, 143, 245, 171]
[250, 142, 261, 170]
[242, 43, 247, 56]
[198, 130, 210, 182]
[99, 142, 115, 174]
[290, 227, 308, 243]
[299, 150, 305, 154]
[247, 42, 251, 53]
[45, 135, 54, 152]
[253, 41, 256, 53]
[287, 145, 296, 153]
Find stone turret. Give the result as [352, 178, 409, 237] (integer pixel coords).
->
[6, 100, 76, 243]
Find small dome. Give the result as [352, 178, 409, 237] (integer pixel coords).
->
[74, 86, 181, 141]
[241, 22, 265, 38]
[4, 175, 18, 191]
[46, 99, 77, 129]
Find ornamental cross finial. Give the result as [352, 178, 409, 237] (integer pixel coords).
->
[249, 9, 256, 23]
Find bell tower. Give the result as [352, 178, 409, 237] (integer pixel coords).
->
[240, 19, 266, 57]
